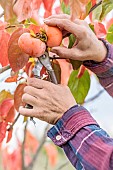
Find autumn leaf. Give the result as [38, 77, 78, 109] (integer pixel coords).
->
[0, 99, 14, 120]
[6, 105, 16, 123]
[8, 28, 29, 72]
[94, 22, 107, 38]
[0, 122, 7, 143]
[77, 65, 86, 78]
[0, 90, 13, 104]
[0, 21, 7, 30]
[5, 75, 18, 83]
[14, 83, 26, 112]
[0, 30, 10, 66]
[13, 0, 32, 22]
[58, 59, 72, 85]
[6, 129, 13, 143]
[69, 0, 87, 20]
[44, 143, 58, 167]
[0, 0, 17, 23]
[43, 0, 55, 17]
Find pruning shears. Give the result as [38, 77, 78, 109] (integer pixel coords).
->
[27, 52, 58, 125]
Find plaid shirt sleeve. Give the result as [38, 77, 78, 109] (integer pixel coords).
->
[47, 40, 113, 170]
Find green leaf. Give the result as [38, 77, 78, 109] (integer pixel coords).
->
[61, 1, 70, 14]
[70, 60, 82, 70]
[100, 0, 113, 21]
[68, 34, 76, 49]
[68, 34, 82, 70]
[106, 24, 113, 44]
[86, 1, 92, 16]
[68, 69, 90, 104]
[92, 4, 102, 21]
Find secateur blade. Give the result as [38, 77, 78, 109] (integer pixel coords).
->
[39, 52, 58, 85]
[28, 59, 43, 125]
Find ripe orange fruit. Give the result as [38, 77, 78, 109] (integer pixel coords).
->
[18, 33, 46, 58]
[43, 24, 62, 47]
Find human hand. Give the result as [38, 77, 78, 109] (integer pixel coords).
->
[44, 14, 107, 62]
[19, 78, 76, 125]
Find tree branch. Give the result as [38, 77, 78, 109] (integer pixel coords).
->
[88, 0, 102, 14]
[85, 89, 104, 103]
[26, 124, 50, 170]
[7, 113, 20, 131]
[0, 65, 11, 74]
[22, 121, 28, 170]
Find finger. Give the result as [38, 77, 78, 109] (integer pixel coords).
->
[24, 86, 45, 99]
[51, 46, 84, 60]
[27, 78, 56, 90]
[74, 19, 88, 27]
[44, 18, 84, 39]
[19, 106, 35, 117]
[22, 93, 37, 106]
[44, 14, 70, 20]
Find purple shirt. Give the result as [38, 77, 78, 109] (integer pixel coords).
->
[47, 40, 113, 170]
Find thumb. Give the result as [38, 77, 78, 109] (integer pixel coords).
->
[51, 46, 72, 59]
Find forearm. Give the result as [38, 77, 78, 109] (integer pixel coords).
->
[47, 105, 113, 170]
[84, 40, 113, 97]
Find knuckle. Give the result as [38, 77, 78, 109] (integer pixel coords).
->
[81, 28, 87, 37]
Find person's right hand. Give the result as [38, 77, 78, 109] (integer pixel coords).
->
[44, 14, 107, 62]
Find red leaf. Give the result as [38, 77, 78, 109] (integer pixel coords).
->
[94, 22, 107, 38]
[32, 0, 42, 10]
[5, 75, 18, 83]
[13, 0, 32, 22]
[6, 105, 16, 123]
[0, 30, 10, 66]
[44, 144, 58, 167]
[24, 62, 35, 77]
[0, 99, 14, 120]
[14, 84, 26, 112]
[0, 21, 7, 30]
[106, 18, 113, 30]
[77, 65, 86, 78]
[8, 28, 29, 72]
[0, 122, 7, 143]
[43, 0, 55, 11]
[6, 129, 13, 143]
[58, 59, 72, 85]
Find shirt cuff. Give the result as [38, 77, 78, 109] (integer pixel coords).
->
[83, 39, 113, 78]
[47, 105, 98, 146]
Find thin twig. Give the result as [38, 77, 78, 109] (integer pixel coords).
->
[85, 89, 104, 103]
[5, 24, 23, 29]
[7, 113, 20, 131]
[88, 0, 102, 14]
[0, 11, 4, 18]
[0, 65, 11, 74]
[26, 124, 50, 170]
[22, 121, 28, 170]
[56, 161, 69, 170]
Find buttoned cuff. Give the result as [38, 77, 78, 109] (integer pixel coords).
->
[47, 105, 98, 146]
[83, 39, 113, 78]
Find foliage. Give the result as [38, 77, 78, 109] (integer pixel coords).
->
[0, 0, 113, 170]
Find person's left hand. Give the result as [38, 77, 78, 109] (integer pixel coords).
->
[19, 78, 76, 125]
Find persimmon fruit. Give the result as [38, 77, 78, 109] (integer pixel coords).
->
[18, 33, 46, 58]
[43, 24, 63, 47]
[18, 25, 63, 57]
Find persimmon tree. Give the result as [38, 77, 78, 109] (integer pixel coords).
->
[0, 0, 113, 170]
